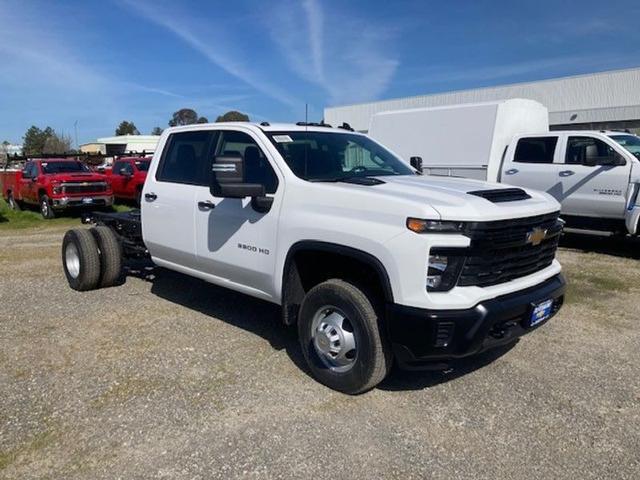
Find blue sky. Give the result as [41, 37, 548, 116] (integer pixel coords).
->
[1, 0, 639, 145]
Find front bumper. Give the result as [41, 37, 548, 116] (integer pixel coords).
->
[387, 273, 566, 369]
[52, 195, 114, 209]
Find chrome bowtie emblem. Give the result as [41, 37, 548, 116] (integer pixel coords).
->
[526, 227, 548, 246]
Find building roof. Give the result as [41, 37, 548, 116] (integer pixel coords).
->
[324, 67, 640, 131]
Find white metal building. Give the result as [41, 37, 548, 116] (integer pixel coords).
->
[324, 67, 640, 134]
[80, 135, 160, 155]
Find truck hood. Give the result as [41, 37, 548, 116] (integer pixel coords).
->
[47, 172, 107, 183]
[367, 174, 559, 221]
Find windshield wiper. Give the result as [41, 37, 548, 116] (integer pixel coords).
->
[311, 175, 385, 185]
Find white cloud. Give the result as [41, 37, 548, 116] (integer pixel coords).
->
[117, 0, 301, 109]
[266, 1, 399, 105]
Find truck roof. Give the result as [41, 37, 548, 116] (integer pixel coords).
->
[164, 122, 360, 135]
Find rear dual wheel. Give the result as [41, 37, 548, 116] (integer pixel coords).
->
[62, 227, 122, 291]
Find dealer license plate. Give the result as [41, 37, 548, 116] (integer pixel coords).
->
[530, 299, 554, 327]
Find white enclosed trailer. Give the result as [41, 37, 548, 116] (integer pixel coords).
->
[368, 98, 548, 181]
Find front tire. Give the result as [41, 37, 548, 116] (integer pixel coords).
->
[7, 193, 21, 211]
[40, 194, 55, 219]
[62, 229, 101, 291]
[298, 279, 392, 394]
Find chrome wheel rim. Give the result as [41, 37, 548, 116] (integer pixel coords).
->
[311, 306, 357, 372]
[65, 243, 80, 279]
[41, 200, 49, 216]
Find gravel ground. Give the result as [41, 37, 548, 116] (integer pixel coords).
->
[0, 227, 639, 479]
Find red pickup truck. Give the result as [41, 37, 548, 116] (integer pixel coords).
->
[104, 156, 150, 204]
[0, 158, 113, 218]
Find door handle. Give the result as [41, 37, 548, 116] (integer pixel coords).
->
[504, 168, 519, 175]
[144, 192, 157, 201]
[197, 200, 215, 210]
[559, 170, 575, 177]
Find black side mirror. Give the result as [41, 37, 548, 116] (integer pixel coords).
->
[410, 156, 423, 173]
[210, 155, 265, 199]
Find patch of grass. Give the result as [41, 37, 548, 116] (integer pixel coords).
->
[0, 198, 132, 231]
[0, 429, 58, 471]
[564, 269, 630, 306]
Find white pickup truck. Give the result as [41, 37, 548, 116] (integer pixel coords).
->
[60, 122, 566, 394]
[369, 100, 640, 235]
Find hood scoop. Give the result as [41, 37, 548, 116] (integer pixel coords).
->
[468, 188, 531, 203]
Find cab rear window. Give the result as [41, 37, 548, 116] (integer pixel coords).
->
[514, 137, 558, 164]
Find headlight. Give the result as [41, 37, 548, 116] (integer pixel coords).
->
[427, 250, 465, 292]
[407, 218, 466, 233]
[52, 183, 62, 194]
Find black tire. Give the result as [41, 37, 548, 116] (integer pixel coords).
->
[40, 194, 55, 219]
[91, 226, 123, 288]
[7, 193, 21, 211]
[62, 229, 101, 291]
[298, 279, 392, 394]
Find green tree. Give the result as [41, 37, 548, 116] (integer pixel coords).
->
[115, 121, 140, 136]
[151, 127, 163, 135]
[197, 116, 209, 124]
[168, 108, 198, 127]
[42, 132, 73, 154]
[215, 110, 250, 123]
[23, 126, 54, 155]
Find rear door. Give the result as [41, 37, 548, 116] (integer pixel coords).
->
[142, 130, 217, 270]
[193, 128, 283, 299]
[501, 135, 562, 193]
[559, 135, 631, 218]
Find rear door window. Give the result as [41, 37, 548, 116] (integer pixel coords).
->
[156, 131, 216, 185]
[513, 137, 558, 163]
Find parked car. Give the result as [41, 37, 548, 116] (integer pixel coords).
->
[104, 156, 151, 204]
[0, 158, 113, 218]
[61, 122, 566, 394]
[368, 99, 640, 235]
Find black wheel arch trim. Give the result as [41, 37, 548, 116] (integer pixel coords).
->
[282, 240, 394, 303]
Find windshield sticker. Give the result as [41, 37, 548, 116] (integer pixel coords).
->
[273, 135, 293, 143]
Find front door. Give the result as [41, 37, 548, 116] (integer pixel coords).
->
[193, 128, 282, 300]
[557, 136, 631, 218]
[142, 130, 217, 270]
[19, 162, 37, 203]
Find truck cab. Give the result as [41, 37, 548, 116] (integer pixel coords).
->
[107, 156, 151, 204]
[62, 122, 566, 394]
[500, 131, 640, 234]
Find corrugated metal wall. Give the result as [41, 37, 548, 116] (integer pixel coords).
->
[324, 68, 640, 132]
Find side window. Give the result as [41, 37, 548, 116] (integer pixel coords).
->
[23, 163, 37, 178]
[121, 162, 134, 175]
[514, 137, 558, 163]
[156, 131, 215, 185]
[565, 136, 620, 165]
[217, 131, 279, 194]
[112, 161, 125, 175]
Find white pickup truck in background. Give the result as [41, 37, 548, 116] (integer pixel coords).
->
[60, 122, 566, 394]
[369, 99, 640, 235]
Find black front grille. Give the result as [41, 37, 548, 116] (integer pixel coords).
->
[63, 183, 107, 194]
[457, 212, 562, 287]
[468, 188, 531, 203]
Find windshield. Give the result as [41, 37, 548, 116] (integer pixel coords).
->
[610, 135, 640, 155]
[267, 131, 414, 181]
[135, 160, 151, 172]
[41, 161, 90, 174]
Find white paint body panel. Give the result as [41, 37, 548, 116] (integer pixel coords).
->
[368, 99, 549, 181]
[142, 123, 563, 310]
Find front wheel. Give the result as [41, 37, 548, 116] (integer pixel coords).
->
[7, 193, 21, 211]
[298, 279, 392, 394]
[40, 194, 55, 219]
